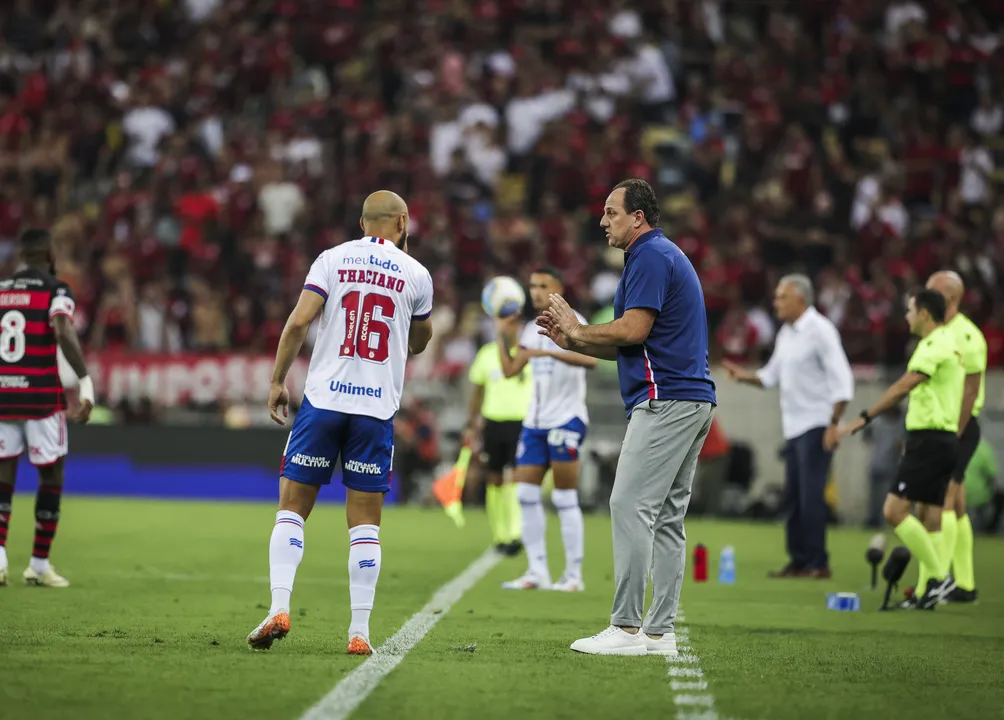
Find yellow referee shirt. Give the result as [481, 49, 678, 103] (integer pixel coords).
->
[468, 343, 532, 422]
[946, 312, 988, 417]
[905, 325, 965, 433]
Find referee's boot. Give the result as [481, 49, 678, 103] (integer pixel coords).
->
[917, 576, 953, 610]
[944, 586, 979, 604]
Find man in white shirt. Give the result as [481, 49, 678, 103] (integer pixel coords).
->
[121, 89, 175, 169]
[959, 129, 994, 208]
[497, 268, 597, 592]
[247, 191, 434, 656]
[723, 274, 854, 579]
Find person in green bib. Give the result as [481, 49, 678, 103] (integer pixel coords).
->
[839, 289, 962, 610]
[465, 320, 533, 556]
[926, 271, 986, 603]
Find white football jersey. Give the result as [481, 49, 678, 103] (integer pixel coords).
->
[519, 311, 589, 429]
[301, 236, 433, 420]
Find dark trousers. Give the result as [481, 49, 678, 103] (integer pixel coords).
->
[782, 426, 833, 570]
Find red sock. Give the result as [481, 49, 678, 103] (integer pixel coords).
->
[33, 485, 62, 559]
[0, 482, 12, 548]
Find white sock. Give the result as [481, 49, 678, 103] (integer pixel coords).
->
[269, 510, 305, 615]
[29, 556, 50, 574]
[517, 482, 548, 579]
[0, 545, 7, 569]
[348, 524, 381, 640]
[551, 488, 584, 580]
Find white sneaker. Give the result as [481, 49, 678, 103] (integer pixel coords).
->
[643, 632, 678, 656]
[0, 566, 7, 587]
[551, 575, 585, 592]
[501, 571, 551, 590]
[570, 626, 648, 656]
[23, 566, 69, 588]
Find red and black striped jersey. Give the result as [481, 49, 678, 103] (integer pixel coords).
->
[0, 268, 75, 420]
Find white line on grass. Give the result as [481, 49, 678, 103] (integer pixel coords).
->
[298, 548, 502, 720]
[671, 605, 729, 720]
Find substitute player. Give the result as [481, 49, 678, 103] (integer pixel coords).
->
[838, 289, 962, 610]
[464, 323, 532, 556]
[0, 229, 94, 588]
[926, 271, 985, 603]
[247, 191, 433, 654]
[497, 268, 596, 592]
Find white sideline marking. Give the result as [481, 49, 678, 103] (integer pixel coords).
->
[669, 667, 703, 678]
[671, 680, 709, 692]
[298, 549, 501, 720]
[670, 606, 724, 719]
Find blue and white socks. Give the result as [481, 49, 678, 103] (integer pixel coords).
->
[348, 524, 382, 639]
[552, 488, 584, 580]
[269, 510, 305, 615]
[517, 482, 549, 580]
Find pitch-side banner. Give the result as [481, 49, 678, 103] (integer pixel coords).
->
[83, 353, 311, 406]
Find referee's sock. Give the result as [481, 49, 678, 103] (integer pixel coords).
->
[940, 510, 958, 576]
[928, 530, 947, 578]
[894, 516, 944, 582]
[486, 485, 504, 545]
[500, 481, 521, 543]
[954, 514, 976, 591]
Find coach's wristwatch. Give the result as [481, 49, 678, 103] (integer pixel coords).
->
[859, 409, 872, 426]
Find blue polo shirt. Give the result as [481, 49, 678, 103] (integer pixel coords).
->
[613, 228, 717, 416]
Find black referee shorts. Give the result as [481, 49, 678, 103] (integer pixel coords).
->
[481, 420, 522, 474]
[951, 416, 981, 483]
[891, 430, 958, 507]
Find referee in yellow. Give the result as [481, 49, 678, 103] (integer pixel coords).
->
[838, 289, 962, 610]
[926, 271, 985, 603]
[465, 320, 533, 556]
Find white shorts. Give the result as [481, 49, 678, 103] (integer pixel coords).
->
[0, 412, 68, 466]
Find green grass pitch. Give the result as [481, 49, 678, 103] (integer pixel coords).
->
[1, 496, 1003, 720]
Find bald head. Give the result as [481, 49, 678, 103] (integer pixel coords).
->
[926, 271, 964, 316]
[360, 191, 409, 249]
[362, 190, 407, 221]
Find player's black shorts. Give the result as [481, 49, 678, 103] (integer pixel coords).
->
[951, 416, 981, 483]
[891, 430, 959, 506]
[481, 420, 522, 473]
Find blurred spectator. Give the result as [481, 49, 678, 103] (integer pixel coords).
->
[257, 162, 304, 239]
[0, 0, 1000, 399]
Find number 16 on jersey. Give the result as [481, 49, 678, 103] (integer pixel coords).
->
[340, 291, 396, 364]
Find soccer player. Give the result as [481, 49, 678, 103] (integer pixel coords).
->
[497, 268, 596, 591]
[247, 191, 433, 654]
[464, 322, 532, 556]
[0, 229, 94, 588]
[926, 271, 985, 603]
[838, 289, 962, 610]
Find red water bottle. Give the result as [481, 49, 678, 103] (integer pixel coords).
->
[693, 544, 708, 582]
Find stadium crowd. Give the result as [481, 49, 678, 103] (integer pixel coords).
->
[1, 0, 1004, 382]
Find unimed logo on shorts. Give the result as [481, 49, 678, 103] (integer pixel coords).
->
[290, 453, 331, 468]
[344, 459, 382, 475]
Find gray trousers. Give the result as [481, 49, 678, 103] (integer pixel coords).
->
[610, 399, 714, 635]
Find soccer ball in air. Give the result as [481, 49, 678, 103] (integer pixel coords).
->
[481, 276, 526, 318]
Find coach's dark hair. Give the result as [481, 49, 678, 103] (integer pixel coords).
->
[912, 288, 947, 323]
[613, 178, 660, 227]
[531, 266, 563, 285]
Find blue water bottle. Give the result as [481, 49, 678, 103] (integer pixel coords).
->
[718, 546, 736, 584]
